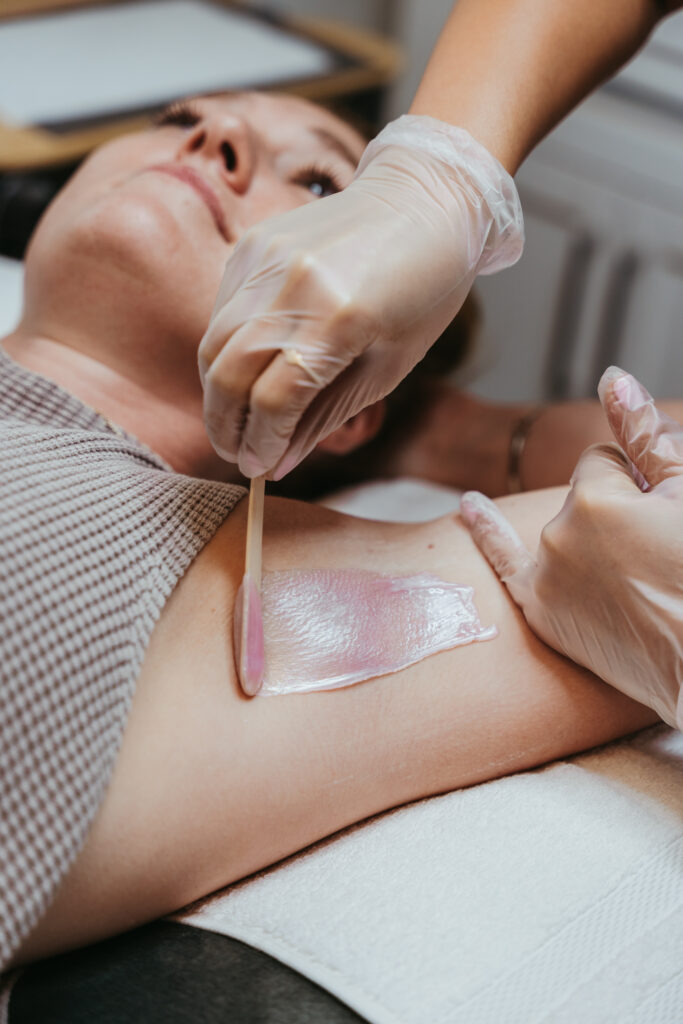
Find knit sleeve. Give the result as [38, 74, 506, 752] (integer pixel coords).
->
[0, 402, 245, 972]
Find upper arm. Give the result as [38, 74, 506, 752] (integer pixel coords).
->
[16, 488, 656, 965]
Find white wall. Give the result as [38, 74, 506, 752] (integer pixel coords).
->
[241, 0, 392, 33]
[241, 0, 455, 117]
[472, 12, 683, 401]
[384, 0, 453, 117]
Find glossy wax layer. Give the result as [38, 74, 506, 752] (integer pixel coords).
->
[234, 574, 265, 696]
[257, 569, 497, 697]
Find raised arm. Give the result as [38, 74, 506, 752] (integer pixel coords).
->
[16, 486, 655, 967]
[411, 0, 678, 172]
[385, 384, 683, 496]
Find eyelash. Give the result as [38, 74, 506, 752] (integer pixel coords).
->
[293, 163, 344, 199]
[153, 101, 202, 129]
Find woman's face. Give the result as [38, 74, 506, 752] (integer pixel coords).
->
[24, 92, 365, 352]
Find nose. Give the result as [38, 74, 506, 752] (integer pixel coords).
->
[179, 112, 254, 194]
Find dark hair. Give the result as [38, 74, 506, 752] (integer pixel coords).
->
[271, 292, 480, 500]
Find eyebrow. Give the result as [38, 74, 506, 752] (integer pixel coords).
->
[310, 127, 362, 169]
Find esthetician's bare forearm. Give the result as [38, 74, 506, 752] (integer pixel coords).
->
[410, 0, 676, 171]
[16, 489, 656, 966]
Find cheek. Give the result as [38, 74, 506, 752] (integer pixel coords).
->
[31, 171, 229, 292]
[239, 182, 307, 230]
[27, 138, 166, 257]
[24, 133, 232, 333]
[82, 133, 176, 182]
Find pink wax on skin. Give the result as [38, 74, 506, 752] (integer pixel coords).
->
[254, 569, 497, 697]
[234, 575, 265, 696]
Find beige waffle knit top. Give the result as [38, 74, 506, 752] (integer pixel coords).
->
[0, 346, 245, 972]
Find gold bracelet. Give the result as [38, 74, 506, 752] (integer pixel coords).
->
[506, 405, 545, 494]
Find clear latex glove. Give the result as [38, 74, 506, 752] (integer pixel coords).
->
[460, 366, 683, 731]
[199, 115, 524, 478]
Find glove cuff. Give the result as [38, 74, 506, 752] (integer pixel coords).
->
[356, 114, 524, 275]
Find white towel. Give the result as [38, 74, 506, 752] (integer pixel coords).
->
[176, 726, 683, 1024]
[320, 477, 462, 523]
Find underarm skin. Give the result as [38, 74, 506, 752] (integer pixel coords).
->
[16, 487, 656, 965]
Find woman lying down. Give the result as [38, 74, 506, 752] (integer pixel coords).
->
[0, 91, 661, 982]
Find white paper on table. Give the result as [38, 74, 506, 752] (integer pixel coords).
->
[0, 0, 338, 127]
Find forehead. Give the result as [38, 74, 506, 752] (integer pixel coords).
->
[195, 91, 365, 161]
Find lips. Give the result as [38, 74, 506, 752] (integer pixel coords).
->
[147, 163, 230, 241]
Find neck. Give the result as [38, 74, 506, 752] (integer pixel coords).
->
[2, 326, 243, 483]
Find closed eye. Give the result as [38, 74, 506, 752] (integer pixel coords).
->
[153, 101, 202, 130]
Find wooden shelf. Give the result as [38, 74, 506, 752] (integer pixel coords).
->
[0, 0, 400, 170]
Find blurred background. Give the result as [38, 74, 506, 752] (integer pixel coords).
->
[2, 0, 683, 401]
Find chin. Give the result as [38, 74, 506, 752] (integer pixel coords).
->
[77, 191, 192, 276]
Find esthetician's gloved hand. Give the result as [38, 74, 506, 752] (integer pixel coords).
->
[460, 367, 683, 731]
[199, 115, 524, 478]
